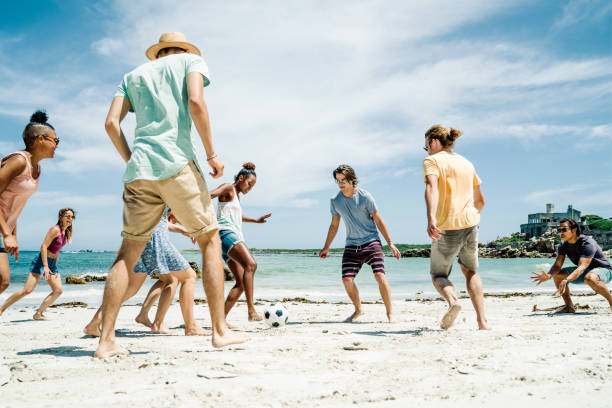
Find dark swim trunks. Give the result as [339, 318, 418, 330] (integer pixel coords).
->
[341, 239, 385, 279]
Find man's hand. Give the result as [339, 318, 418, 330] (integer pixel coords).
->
[558, 278, 569, 295]
[256, 213, 272, 223]
[43, 266, 52, 280]
[427, 220, 441, 241]
[389, 243, 401, 260]
[208, 156, 224, 178]
[530, 270, 550, 285]
[3, 234, 19, 260]
[318, 248, 329, 259]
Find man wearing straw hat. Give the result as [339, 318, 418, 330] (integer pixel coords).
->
[94, 32, 249, 358]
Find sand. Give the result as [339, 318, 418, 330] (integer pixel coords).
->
[1, 294, 611, 407]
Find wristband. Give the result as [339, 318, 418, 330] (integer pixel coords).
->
[206, 154, 217, 161]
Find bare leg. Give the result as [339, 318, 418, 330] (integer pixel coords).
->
[0, 253, 9, 296]
[431, 275, 461, 329]
[227, 243, 261, 321]
[584, 273, 612, 309]
[34, 273, 63, 319]
[172, 268, 210, 335]
[0, 272, 42, 316]
[552, 271, 575, 313]
[135, 280, 165, 328]
[197, 230, 249, 347]
[85, 272, 148, 337]
[374, 272, 395, 322]
[150, 274, 177, 334]
[94, 239, 147, 359]
[224, 259, 245, 317]
[459, 264, 490, 330]
[342, 277, 363, 322]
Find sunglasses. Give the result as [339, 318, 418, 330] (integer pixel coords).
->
[335, 179, 348, 185]
[557, 227, 571, 233]
[42, 134, 60, 146]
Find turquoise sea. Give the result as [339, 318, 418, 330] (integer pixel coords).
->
[0, 251, 581, 308]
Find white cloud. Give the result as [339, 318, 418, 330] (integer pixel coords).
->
[523, 184, 612, 207]
[0, 0, 609, 210]
[554, 0, 612, 29]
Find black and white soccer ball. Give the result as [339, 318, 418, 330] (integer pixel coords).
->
[263, 303, 288, 328]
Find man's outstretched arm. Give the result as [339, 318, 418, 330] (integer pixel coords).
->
[104, 96, 132, 163]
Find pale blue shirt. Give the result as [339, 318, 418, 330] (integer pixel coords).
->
[114, 53, 211, 183]
[330, 188, 380, 246]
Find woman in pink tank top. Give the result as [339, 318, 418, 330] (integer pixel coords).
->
[0, 208, 74, 320]
[0, 110, 59, 295]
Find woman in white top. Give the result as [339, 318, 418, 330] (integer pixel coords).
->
[210, 163, 271, 322]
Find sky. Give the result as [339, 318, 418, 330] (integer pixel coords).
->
[0, 0, 611, 251]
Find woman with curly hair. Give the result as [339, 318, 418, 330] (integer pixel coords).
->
[0, 208, 74, 319]
[210, 162, 271, 322]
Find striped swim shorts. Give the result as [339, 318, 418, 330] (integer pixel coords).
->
[341, 240, 385, 279]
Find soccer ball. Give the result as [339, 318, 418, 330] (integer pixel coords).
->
[264, 303, 288, 328]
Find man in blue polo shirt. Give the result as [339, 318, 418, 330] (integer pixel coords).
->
[531, 218, 612, 312]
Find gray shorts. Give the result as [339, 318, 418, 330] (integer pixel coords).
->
[430, 225, 479, 278]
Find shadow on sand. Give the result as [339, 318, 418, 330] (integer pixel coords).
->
[18, 346, 95, 357]
[353, 327, 440, 337]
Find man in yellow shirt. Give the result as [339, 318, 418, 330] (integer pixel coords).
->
[422, 125, 490, 330]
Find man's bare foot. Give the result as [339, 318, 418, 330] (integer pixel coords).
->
[344, 310, 364, 323]
[387, 313, 397, 323]
[33, 312, 48, 320]
[248, 311, 263, 322]
[83, 322, 101, 337]
[151, 322, 172, 334]
[94, 341, 130, 359]
[553, 305, 576, 314]
[135, 314, 153, 328]
[185, 325, 212, 336]
[478, 319, 492, 330]
[440, 303, 461, 329]
[211, 329, 250, 348]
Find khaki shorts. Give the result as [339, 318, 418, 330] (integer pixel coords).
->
[430, 225, 479, 278]
[122, 161, 218, 241]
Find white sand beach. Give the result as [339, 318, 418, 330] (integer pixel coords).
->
[1, 294, 611, 408]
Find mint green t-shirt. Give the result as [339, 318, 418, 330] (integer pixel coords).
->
[114, 53, 211, 183]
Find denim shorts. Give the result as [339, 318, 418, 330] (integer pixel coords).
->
[30, 253, 59, 275]
[430, 225, 479, 278]
[219, 229, 243, 262]
[562, 266, 612, 284]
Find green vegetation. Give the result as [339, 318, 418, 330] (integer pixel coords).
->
[583, 215, 612, 231]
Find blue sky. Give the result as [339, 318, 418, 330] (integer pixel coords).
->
[1, 0, 610, 251]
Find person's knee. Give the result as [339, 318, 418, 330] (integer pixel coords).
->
[245, 261, 257, 274]
[374, 272, 386, 284]
[342, 277, 355, 286]
[584, 273, 599, 284]
[53, 287, 63, 296]
[24, 286, 34, 295]
[0, 281, 9, 291]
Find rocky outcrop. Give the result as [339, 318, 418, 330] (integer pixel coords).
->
[400, 233, 558, 258]
[401, 248, 431, 257]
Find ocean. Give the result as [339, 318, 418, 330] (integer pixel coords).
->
[0, 251, 582, 308]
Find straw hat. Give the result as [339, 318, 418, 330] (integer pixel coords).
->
[145, 32, 201, 60]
